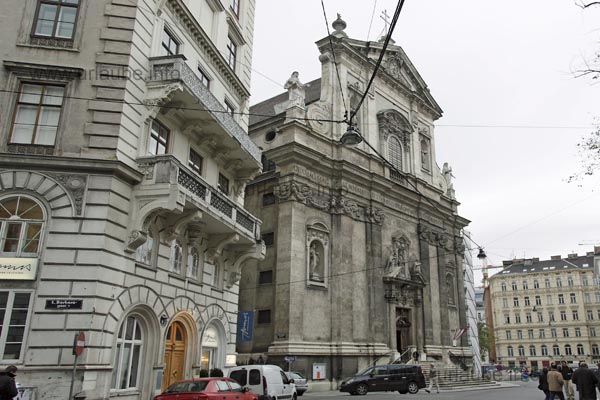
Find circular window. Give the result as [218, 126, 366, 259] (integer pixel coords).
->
[265, 129, 277, 142]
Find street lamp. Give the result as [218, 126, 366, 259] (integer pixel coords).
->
[339, 124, 363, 146]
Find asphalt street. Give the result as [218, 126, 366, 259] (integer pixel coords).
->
[303, 380, 547, 400]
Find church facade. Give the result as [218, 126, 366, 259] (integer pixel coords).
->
[237, 16, 471, 389]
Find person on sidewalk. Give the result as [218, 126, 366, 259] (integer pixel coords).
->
[572, 362, 598, 400]
[562, 361, 575, 400]
[539, 368, 550, 400]
[425, 364, 440, 394]
[594, 363, 600, 396]
[549, 363, 566, 400]
[0, 365, 18, 400]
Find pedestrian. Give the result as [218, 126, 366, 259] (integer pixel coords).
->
[572, 362, 598, 400]
[562, 361, 575, 400]
[425, 364, 440, 394]
[539, 367, 550, 400]
[593, 363, 600, 394]
[548, 363, 566, 400]
[0, 365, 18, 400]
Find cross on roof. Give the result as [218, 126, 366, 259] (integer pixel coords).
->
[380, 9, 391, 34]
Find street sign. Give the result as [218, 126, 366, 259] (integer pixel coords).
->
[284, 356, 296, 362]
[74, 331, 85, 356]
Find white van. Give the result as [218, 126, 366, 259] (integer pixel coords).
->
[228, 364, 297, 400]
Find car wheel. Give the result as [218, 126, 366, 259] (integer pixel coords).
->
[355, 383, 368, 395]
[407, 382, 419, 394]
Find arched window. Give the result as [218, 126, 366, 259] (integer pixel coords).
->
[529, 345, 536, 356]
[592, 344, 599, 356]
[507, 346, 514, 357]
[0, 195, 45, 257]
[541, 345, 548, 356]
[518, 345, 525, 356]
[577, 344, 585, 355]
[112, 316, 143, 390]
[388, 136, 403, 172]
[553, 345, 560, 356]
[565, 344, 572, 356]
[169, 239, 183, 273]
[187, 246, 201, 279]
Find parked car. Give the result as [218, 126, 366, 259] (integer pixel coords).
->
[286, 371, 308, 396]
[340, 364, 426, 395]
[229, 364, 297, 400]
[153, 377, 258, 400]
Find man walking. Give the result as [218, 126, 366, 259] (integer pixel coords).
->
[0, 365, 18, 400]
[425, 364, 440, 394]
[562, 361, 575, 400]
[572, 362, 598, 400]
[548, 363, 566, 400]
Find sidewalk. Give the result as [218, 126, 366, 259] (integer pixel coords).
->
[303, 381, 520, 397]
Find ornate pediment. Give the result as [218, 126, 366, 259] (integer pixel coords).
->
[377, 109, 413, 147]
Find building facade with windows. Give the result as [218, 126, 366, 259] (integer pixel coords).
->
[237, 16, 470, 390]
[0, 0, 262, 399]
[488, 251, 600, 371]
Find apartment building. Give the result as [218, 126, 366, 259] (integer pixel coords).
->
[488, 251, 600, 371]
[0, 0, 261, 399]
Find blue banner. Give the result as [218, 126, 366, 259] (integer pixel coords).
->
[237, 310, 254, 342]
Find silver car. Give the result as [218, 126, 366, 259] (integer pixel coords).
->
[288, 371, 308, 396]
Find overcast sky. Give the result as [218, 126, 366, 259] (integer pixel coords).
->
[250, 1, 600, 279]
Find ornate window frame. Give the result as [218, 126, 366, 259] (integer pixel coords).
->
[306, 221, 329, 288]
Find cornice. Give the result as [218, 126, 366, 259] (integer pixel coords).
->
[0, 154, 142, 184]
[165, 0, 250, 99]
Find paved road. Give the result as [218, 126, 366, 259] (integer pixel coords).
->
[304, 380, 545, 399]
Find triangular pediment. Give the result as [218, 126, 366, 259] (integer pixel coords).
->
[343, 40, 442, 116]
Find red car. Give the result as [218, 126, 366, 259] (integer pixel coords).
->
[154, 377, 258, 400]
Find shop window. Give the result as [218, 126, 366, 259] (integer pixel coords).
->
[112, 316, 143, 390]
[0, 196, 45, 257]
[0, 291, 32, 361]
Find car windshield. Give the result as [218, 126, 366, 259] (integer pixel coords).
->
[290, 372, 304, 380]
[165, 381, 208, 393]
[357, 367, 373, 376]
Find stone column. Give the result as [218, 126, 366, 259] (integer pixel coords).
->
[365, 220, 385, 344]
[437, 241, 451, 346]
[419, 232, 434, 345]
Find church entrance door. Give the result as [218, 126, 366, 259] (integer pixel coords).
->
[395, 308, 411, 353]
[162, 321, 186, 391]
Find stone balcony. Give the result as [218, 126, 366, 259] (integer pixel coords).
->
[146, 55, 261, 170]
[134, 154, 261, 244]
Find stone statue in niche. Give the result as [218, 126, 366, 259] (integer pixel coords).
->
[309, 241, 323, 282]
[384, 237, 410, 279]
[285, 71, 308, 108]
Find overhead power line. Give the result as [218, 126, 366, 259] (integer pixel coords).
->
[320, 0, 348, 112]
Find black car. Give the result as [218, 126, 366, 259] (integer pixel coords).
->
[340, 364, 426, 395]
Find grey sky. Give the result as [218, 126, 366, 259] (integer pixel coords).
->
[250, 1, 600, 275]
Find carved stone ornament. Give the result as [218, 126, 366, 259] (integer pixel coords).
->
[126, 230, 148, 253]
[274, 182, 385, 225]
[377, 110, 413, 147]
[143, 83, 183, 110]
[46, 173, 88, 216]
[454, 238, 466, 257]
[306, 102, 332, 135]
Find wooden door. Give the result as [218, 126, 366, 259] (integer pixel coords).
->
[162, 321, 187, 391]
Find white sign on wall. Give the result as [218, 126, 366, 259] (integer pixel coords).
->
[312, 363, 326, 380]
[0, 258, 38, 280]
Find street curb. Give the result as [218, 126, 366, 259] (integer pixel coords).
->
[303, 382, 520, 396]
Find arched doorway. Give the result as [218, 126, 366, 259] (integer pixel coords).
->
[162, 321, 186, 390]
[396, 308, 412, 353]
[201, 325, 220, 370]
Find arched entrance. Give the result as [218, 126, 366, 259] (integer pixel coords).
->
[201, 324, 221, 370]
[396, 308, 412, 353]
[162, 321, 186, 390]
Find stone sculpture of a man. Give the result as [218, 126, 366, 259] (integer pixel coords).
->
[285, 71, 307, 107]
[310, 242, 321, 280]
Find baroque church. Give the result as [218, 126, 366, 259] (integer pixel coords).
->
[237, 15, 471, 389]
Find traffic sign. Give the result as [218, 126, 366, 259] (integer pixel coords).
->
[74, 331, 85, 356]
[284, 356, 296, 362]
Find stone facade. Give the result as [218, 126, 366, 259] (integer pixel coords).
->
[0, 0, 261, 399]
[238, 16, 470, 390]
[488, 250, 600, 370]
